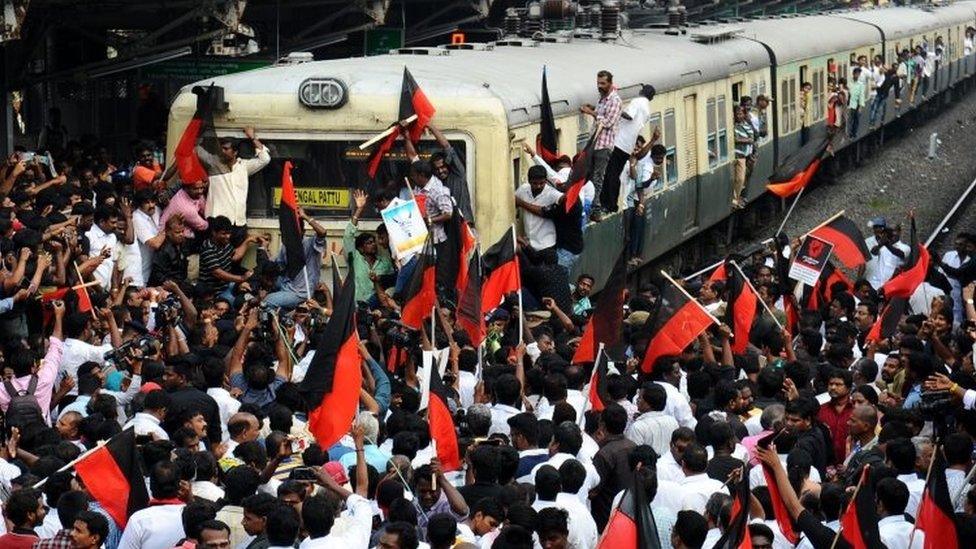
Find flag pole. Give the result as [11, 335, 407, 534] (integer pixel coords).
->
[908, 445, 939, 549]
[729, 260, 785, 331]
[953, 460, 976, 507]
[513, 225, 523, 344]
[358, 114, 418, 150]
[73, 262, 98, 321]
[775, 187, 805, 237]
[829, 465, 867, 549]
[801, 210, 846, 239]
[659, 269, 725, 330]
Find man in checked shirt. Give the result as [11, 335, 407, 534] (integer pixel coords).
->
[580, 70, 623, 222]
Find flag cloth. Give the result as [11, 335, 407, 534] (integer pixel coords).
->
[457, 249, 486, 347]
[278, 161, 305, 279]
[725, 263, 758, 355]
[300, 261, 361, 450]
[714, 465, 752, 549]
[803, 261, 853, 311]
[839, 465, 884, 549]
[401, 235, 437, 330]
[446, 208, 477, 294]
[640, 278, 714, 373]
[809, 215, 871, 269]
[537, 67, 559, 164]
[916, 449, 958, 549]
[865, 297, 907, 343]
[174, 85, 216, 184]
[758, 432, 800, 544]
[365, 67, 436, 178]
[597, 469, 661, 549]
[426, 364, 461, 471]
[709, 263, 728, 283]
[73, 428, 148, 528]
[399, 67, 436, 143]
[481, 227, 521, 313]
[766, 136, 829, 198]
[883, 218, 930, 299]
[565, 132, 596, 213]
[588, 347, 614, 412]
[573, 251, 628, 364]
[41, 286, 91, 313]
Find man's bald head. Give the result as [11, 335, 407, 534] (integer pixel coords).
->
[853, 404, 878, 427]
[227, 412, 260, 442]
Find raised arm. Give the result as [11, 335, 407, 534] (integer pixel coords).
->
[299, 206, 328, 239]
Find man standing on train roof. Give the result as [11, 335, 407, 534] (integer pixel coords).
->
[580, 70, 623, 223]
[402, 122, 473, 223]
[195, 126, 270, 227]
[599, 84, 656, 218]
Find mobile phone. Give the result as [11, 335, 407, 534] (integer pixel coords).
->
[290, 438, 306, 454]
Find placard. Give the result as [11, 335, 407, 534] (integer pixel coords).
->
[381, 198, 429, 263]
[789, 235, 834, 286]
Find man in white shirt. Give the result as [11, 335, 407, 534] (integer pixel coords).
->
[657, 427, 696, 482]
[876, 477, 925, 549]
[945, 433, 973, 512]
[678, 444, 728, 514]
[887, 437, 925, 519]
[514, 165, 562, 252]
[60, 311, 121, 396]
[122, 389, 170, 441]
[530, 422, 601, 507]
[130, 189, 164, 287]
[864, 218, 908, 289]
[626, 382, 679, 458]
[196, 126, 271, 226]
[300, 434, 372, 548]
[85, 204, 120, 291]
[599, 84, 655, 215]
[651, 358, 697, 429]
[117, 461, 185, 549]
[554, 464, 599, 549]
[487, 374, 523, 436]
[939, 233, 975, 326]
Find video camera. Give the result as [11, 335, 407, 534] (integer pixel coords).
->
[104, 335, 157, 367]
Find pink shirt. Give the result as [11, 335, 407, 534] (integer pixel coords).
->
[161, 189, 209, 237]
[0, 336, 63, 424]
[741, 429, 773, 465]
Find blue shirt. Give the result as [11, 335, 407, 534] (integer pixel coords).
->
[276, 236, 326, 296]
[338, 443, 391, 473]
[230, 372, 286, 412]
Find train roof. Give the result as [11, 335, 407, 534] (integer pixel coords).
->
[179, 4, 976, 128]
[833, 5, 973, 41]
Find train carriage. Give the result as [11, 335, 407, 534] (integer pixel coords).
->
[165, 2, 976, 289]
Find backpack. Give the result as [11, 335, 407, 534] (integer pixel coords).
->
[3, 376, 46, 430]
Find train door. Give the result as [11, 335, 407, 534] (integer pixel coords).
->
[732, 81, 743, 104]
[682, 94, 700, 232]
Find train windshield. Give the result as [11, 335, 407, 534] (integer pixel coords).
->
[245, 138, 468, 219]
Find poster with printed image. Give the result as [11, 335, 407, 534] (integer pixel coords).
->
[381, 197, 428, 264]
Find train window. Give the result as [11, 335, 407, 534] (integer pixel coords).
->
[706, 98, 717, 169]
[759, 80, 767, 96]
[749, 82, 758, 99]
[788, 76, 797, 131]
[812, 71, 823, 121]
[781, 80, 790, 133]
[717, 95, 728, 161]
[664, 109, 677, 185]
[246, 138, 468, 219]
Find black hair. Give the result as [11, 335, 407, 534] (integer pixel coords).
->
[4, 488, 41, 526]
[536, 507, 570, 540]
[266, 503, 301, 546]
[557, 459, 586, 494]
[301, 493, 338, 539]
[181, 500, 217, 541]
[149, 460, 181, 499]
[427, 513, 458, 548]
[884, 437, 916, 474]
[222, 465, 261, 505]
[876, 477, 910, 515]
[56, 490, 90, 529]
[74, 510, 109, 545]
[673, 510, 708, 548]
[601, 403, 628, 436]
[681, 443, 708, 473]
[382, 522, 420, 549]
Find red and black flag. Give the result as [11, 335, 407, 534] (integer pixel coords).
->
[400, 235, 437, 330]
[174, 84, 217, 184]
[278, 161, 305, 279]
[865, 297, 907, 343]
[883, 218, 930, 299]
[714, 466, 752, 549]
[766, 136, 830, 198]
[41, 285, 92, 315]
[425, 364, 461, 471]
[457, 249, 486, 347]
[481, 226, 521, 313]
[802, 261, 853, 311]
[808, 215, 871, 269]
[916, 448, 959, 549]
[573, 251, 628, 364]
[300, 260, 362, 450]
[73, 428, 148, 528]
[725, 262, 759, 355]
[597, 468, 661, 549]
[366, 67, 437, 178]
[839, 465, 884, 549]
[588, 346, 614, 412]
[448, 208, 477, 295]
[565, 132, 597, 213]
[709, 263, 728, 283]
[538, 67, 559, 165]
[640, 276, 714, 373]
[757, 432, 801, 545]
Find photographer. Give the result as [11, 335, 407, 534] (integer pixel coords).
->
[226, 305, 294, 412]
[925, 373, 976, 411]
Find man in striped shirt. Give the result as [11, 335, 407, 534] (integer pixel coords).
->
[198, 215, 256, 297]
[732, 106, 756, 209]
[580, 70, 622, 221]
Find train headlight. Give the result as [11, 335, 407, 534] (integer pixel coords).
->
[299, 78, 348, 109]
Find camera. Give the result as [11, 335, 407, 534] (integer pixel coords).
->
[918, 390, 953, 419]
[385, 321, 417, 348]
[104, 335, 157, 366]
[156, 296, 183, 326]
[253, 303, 278, 341]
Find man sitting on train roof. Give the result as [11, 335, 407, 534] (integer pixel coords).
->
[194, 125, 270, 227]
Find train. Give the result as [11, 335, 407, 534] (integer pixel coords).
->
[165, 1, 976, 289]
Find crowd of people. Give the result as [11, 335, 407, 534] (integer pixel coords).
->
[0, 60, 974, 549]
